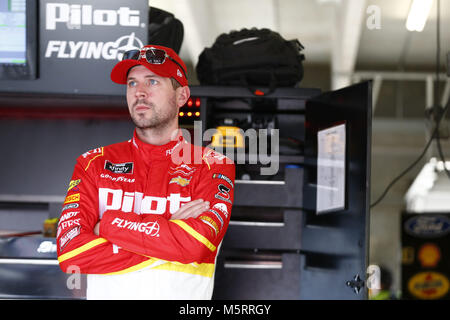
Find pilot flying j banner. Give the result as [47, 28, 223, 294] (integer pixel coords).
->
[40, 0, 148, 95]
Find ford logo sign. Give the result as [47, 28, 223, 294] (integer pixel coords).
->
[405, 215, 450, 238]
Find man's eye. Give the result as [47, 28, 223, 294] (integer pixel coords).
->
[149, 79, 158, 86]
[128, 81, 136, 87]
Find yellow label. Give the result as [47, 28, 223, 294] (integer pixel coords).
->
[402, 246, 415, 264]
[64, 193, 80, 204]
[418, 243, 441, 267]
[169, 176, 191, 187]
[199, 215, 220, 235]
[67, 179, 81, 192]
[211, 126, 244, 148]
[408, 272, 449, 299]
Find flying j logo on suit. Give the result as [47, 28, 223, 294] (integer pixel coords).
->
[111, 218, 160, 237]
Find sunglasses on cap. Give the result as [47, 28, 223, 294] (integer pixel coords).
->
[121, 47, 187, 79]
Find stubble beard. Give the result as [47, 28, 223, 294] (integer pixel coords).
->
[130, 95, 178, 131]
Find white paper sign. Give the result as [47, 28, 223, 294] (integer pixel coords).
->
[316, 123, 346, 214]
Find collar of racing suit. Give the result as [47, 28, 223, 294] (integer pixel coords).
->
[131, 129, 186, 164]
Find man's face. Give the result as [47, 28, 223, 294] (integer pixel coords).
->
[126, 65, 178, 130]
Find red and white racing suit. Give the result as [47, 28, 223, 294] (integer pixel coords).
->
[56, 130, 235, 300]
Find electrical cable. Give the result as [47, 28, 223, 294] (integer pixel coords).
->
[436, 129, 450, 179]
[370, 97, 450, 208]
[436, 0, 441, 101]
[433, 0, 450, 179]
[371, 0, 450, 208]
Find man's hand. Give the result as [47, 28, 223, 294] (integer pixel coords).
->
[94, 222, 100, 236]
[170, 199, 209, 220]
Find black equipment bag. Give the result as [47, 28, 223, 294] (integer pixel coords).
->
[196, 28, 305, 95]
[148, 7, 184, 54]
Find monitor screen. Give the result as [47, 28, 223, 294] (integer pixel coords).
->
[0, 0, 36, 79]
[0, 0, 26, 64]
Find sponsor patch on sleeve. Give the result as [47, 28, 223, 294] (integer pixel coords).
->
[59, 226, 81, 251]
[64, 193, 80, 204]
[212, 173, 234, 188]
[214, 184, 232, 203]
[202, 149, 233, 169]
[82, 148, 103, 159]
[212, 203, 229, 218]
[207, 209, 224, 228]
[81, 147, 104, 171]
[61, 203, 79, 212]
[199, 215, 220, 236]
[67, 179, 81, 192]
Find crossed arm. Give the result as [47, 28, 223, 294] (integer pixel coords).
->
[57, 155, 234, 274]
[93, 199, 209, 236]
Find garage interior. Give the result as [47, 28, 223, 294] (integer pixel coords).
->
[0, 0, 449, 300]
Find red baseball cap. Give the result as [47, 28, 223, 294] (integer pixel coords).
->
[110, 45, 188, 87]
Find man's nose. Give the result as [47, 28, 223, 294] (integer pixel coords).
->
[135, 83, 147, 98]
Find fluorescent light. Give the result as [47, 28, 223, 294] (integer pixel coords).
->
[406, 0, 433, 32]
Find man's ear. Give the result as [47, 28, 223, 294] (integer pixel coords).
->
[176, 86, 191, 108]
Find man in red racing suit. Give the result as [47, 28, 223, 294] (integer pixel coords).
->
[56, 45, 235, 300]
